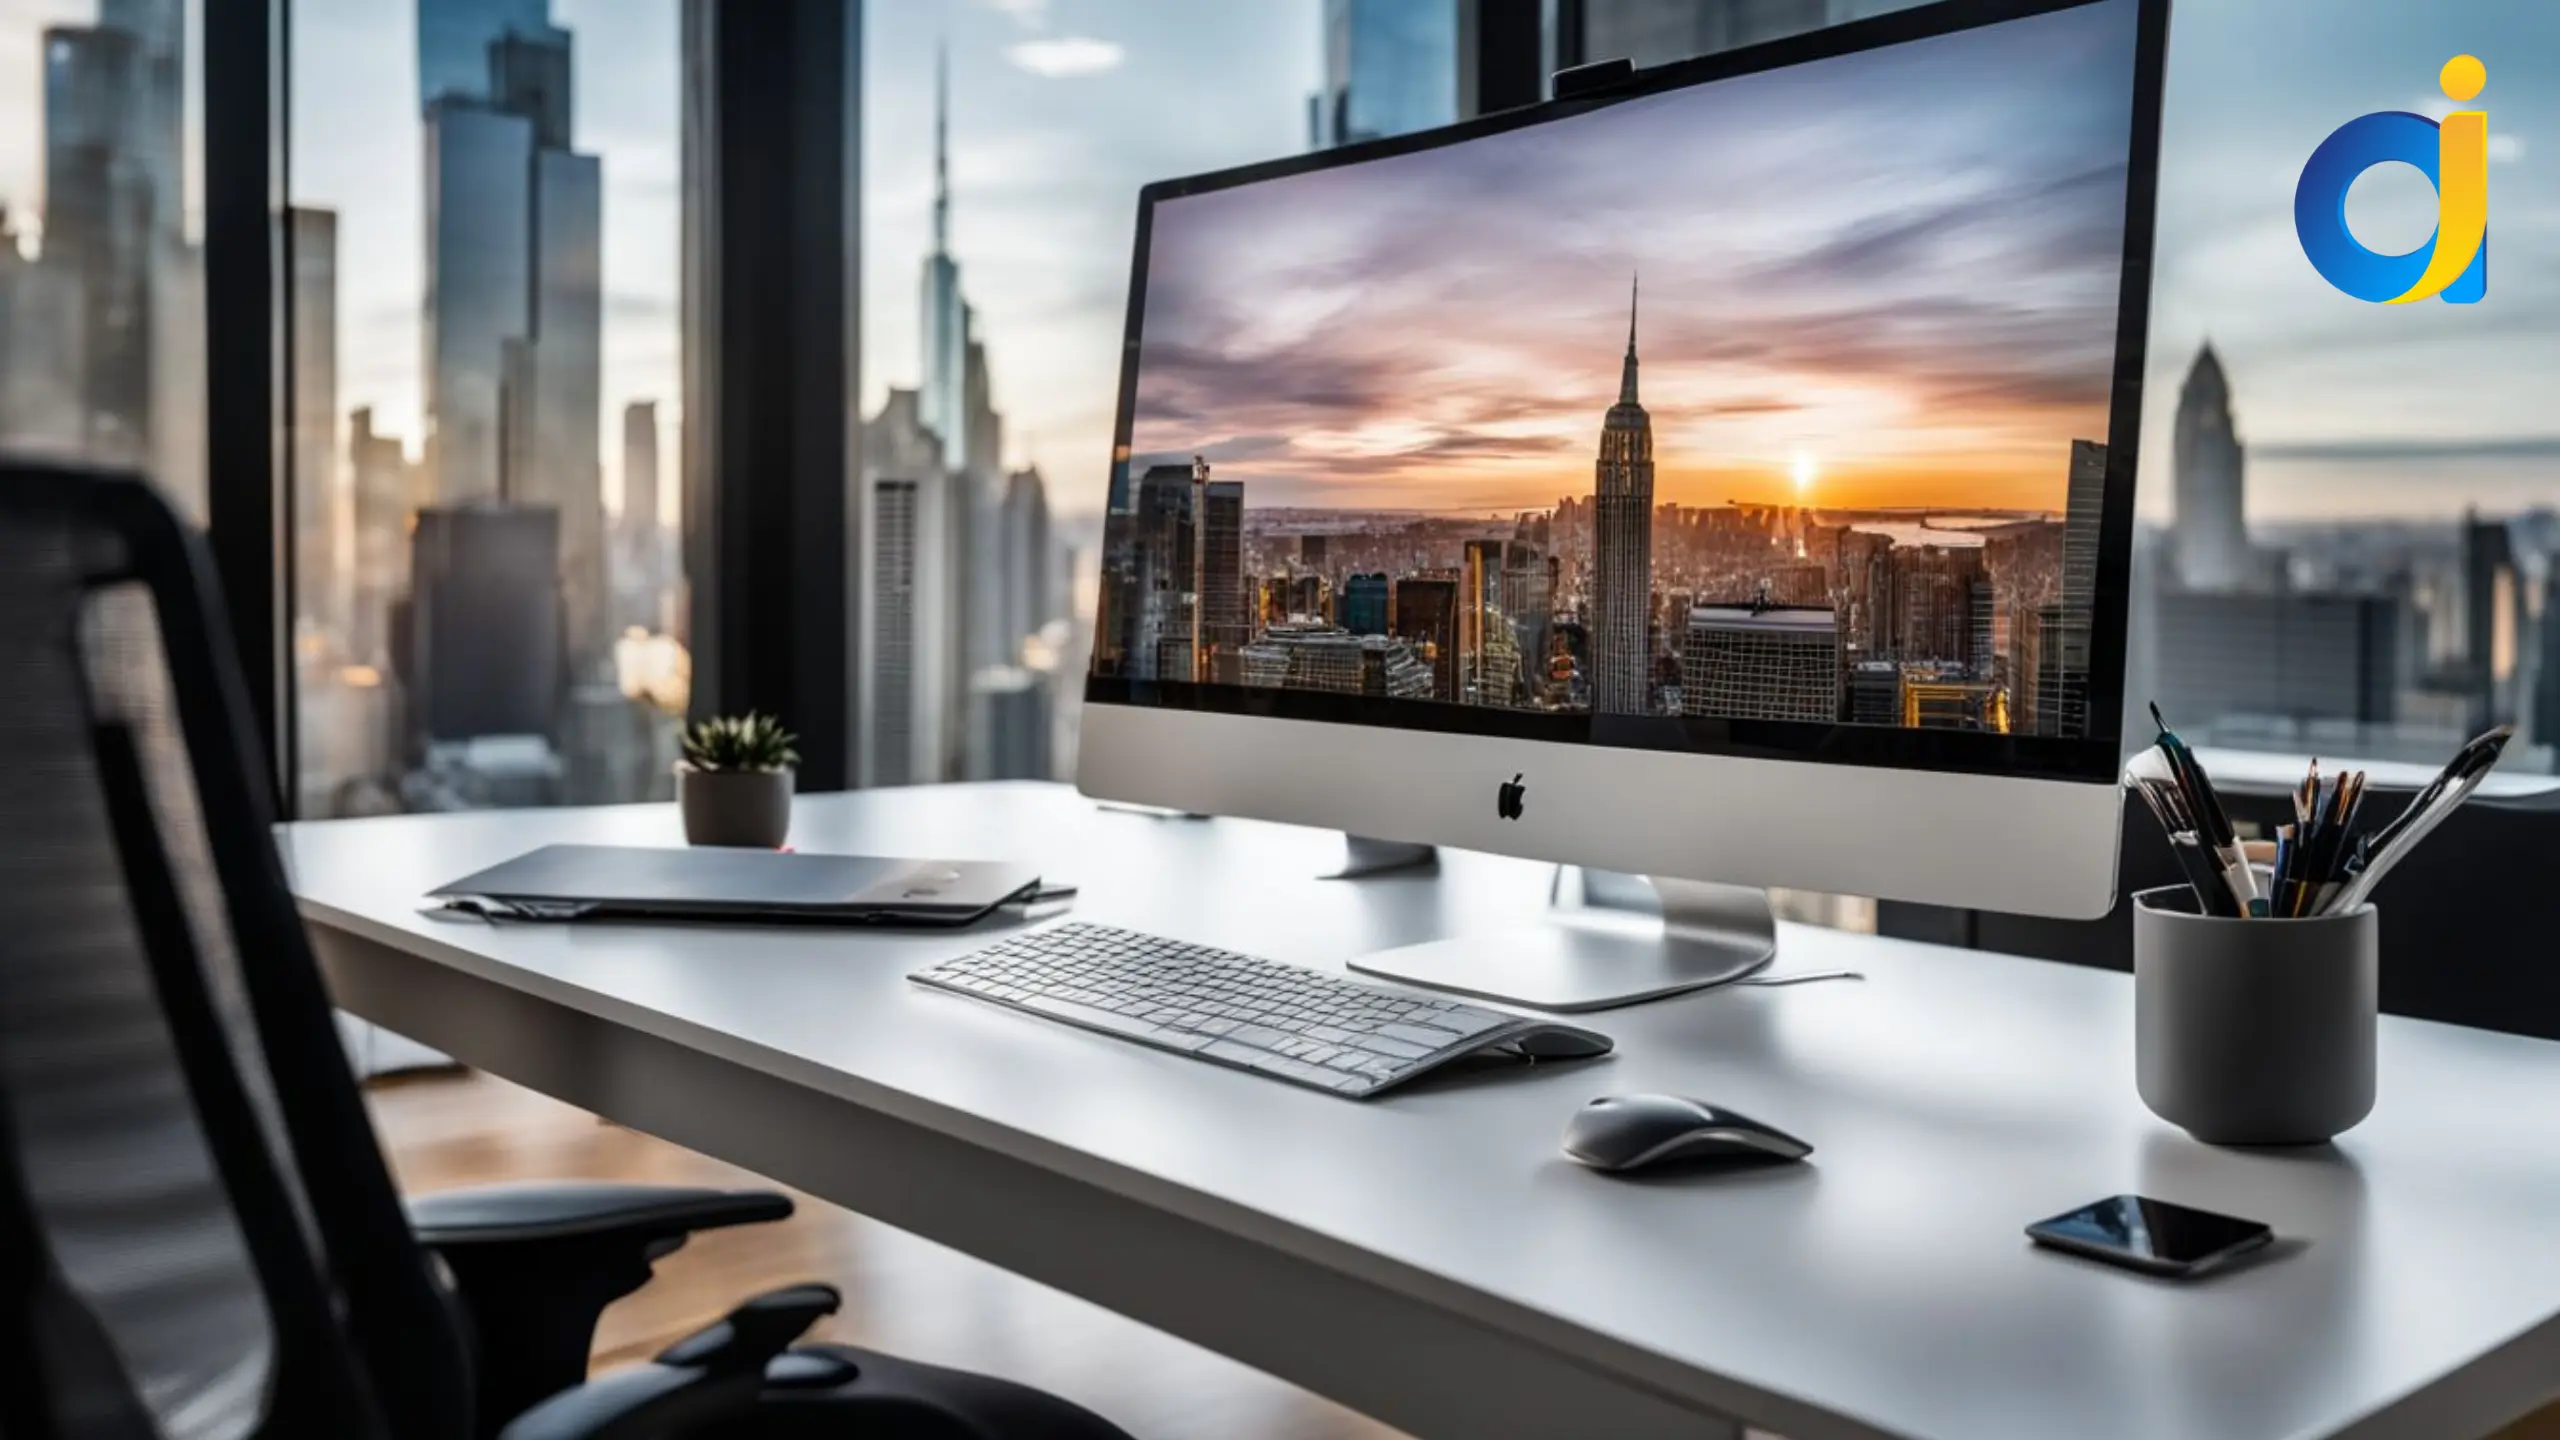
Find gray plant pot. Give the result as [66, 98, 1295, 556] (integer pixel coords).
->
[2133, 885, 2378, 1146]
[678, 766, 794, 848]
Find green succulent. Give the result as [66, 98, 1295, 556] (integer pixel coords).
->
[680, 712, 801, 773]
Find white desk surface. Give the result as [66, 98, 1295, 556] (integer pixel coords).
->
[286, 782, 2560, 1440]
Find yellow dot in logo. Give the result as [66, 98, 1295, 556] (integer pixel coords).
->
[2441, 54, 2486, 102]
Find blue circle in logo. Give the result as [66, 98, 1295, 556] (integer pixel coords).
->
[2295, 110, 2444, 302]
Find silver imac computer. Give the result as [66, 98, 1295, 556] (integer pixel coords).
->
[1080, 0, 2168, 1010]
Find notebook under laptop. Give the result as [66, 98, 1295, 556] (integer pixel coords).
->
[428, 844, 1043, 926]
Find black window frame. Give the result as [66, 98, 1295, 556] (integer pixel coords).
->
[205, 0, 864, 813]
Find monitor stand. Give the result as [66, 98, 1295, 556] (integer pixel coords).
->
[1318, 834, 1439, 880]
[1349, 866, 1775, 1012]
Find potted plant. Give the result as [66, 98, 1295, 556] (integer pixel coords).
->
[677, 712, 799, 848]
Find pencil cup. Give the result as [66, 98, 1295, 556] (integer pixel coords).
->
[2132, 886, 2377, 1146]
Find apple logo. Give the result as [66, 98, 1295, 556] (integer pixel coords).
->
[1497, 773, 1527, 821]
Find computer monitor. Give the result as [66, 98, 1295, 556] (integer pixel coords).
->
[1081, 0, 2168, 1009]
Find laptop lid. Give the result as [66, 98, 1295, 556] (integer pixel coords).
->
[429, 844, 1042, 925]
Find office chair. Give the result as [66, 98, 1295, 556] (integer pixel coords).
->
[0, 462, 1135, 1440]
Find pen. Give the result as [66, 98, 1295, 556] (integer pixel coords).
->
[2169, 830, 2248, 918]
[2150, 705, 2258, 917]
[2349, 725, 2511, 874]
[2123, 746, 2195, 833]
[2329, 726, 2513, 913]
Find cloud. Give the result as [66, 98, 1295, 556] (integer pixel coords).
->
[1007, 36, 1124, 79]
[2490, 133, 2526, 164]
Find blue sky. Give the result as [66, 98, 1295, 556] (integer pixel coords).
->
[0, 0, 2552, 525]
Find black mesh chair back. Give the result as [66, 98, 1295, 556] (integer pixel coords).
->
[0, 465, 471, 1440]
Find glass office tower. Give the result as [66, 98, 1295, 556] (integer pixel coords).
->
[1312, 0, 1457, 148]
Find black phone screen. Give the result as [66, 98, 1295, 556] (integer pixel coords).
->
[2028, 1195, 2272, 1271]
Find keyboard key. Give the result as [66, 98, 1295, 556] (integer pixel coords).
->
[1201, 1039, 1267, 1067]
[1358, 1035, 1430, 1060]
[1377, 1022, 1471, 1049]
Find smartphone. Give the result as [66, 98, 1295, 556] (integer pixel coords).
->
[2026, 1195, 2274, 1278]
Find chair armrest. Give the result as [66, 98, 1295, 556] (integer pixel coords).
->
[497, 1285, 840, 1440]
[501, 1276, 849, 1434]
[408, 1181, 792, 1248]
[409, 1183, 793, 1436]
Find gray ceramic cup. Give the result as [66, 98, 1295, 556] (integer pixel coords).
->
[2132, 885, 2378, 1146]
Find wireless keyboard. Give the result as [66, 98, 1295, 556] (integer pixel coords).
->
[911, 922, 1613, 1097]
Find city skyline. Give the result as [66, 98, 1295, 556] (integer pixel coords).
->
[3, 1, 2552, 525]
[1127, 0, 2138, 518]
[1, 0, 2553, 775]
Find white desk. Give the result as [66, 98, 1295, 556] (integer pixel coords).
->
[288, 782, 2560, 1440]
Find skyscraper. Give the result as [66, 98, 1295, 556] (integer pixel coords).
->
[1503, 540, 1555, 699]
[2172, 344, 2248, 591]
[1391, 575, 1459, 701]
[1680, 603, 1841, 722]
[290, 208, 342, 640]
[2529, 571, 2549, 753]
[2150, 589, 2402, 734]
[1893, 546, 1984, 666]
[43, 23, 153, 463]
[909, 54, 1014, 745]
[858, 389, 958, 788]
[623, 402, 661, 536]
[419, 0, 548, 106]
[918, 46, 971, 475]
[349, 406, 411, 667]
[0, 207, 86, 456]
[967, 667, 1056, 781]
[1198, 478, 1249, 669]
[618, 401, 665, 631]
[1847, 659, 1902, 725]
[1461, 537, 1518, 706]
[423, 98, 532, 501]
[98, 0, 184, 233]
[1311, 0, 1457, 149]
[1128, 463, 1201, 682]
[865, 477, 923, 787]
[2062, 438, 2108, 621]
[1591, 279, 1655, 714]
[999, 466, 1055, 654]
[2035, 436, 2109, 735]
[421, 3, 606, 670]
[2462, 511, 2518, 730]
[405, 504, 563, 747]
[1341, 573, 1391, 636]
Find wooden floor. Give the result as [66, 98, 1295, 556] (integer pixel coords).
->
[369, 1068, 2557, 1440]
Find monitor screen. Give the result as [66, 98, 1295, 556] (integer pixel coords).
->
[1090, 0, 2157, 783]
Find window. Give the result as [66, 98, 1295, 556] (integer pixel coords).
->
[0, 0, 207, 514]
[2128, 0, 2557, 777]
[288, 0, 687, 816]
[855, 1, 1331, 786]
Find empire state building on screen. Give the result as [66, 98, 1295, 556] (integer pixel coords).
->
[1591, 280, 1655, 715]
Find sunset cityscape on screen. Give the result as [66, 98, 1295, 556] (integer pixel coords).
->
[1093, 0, 2140, 738]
